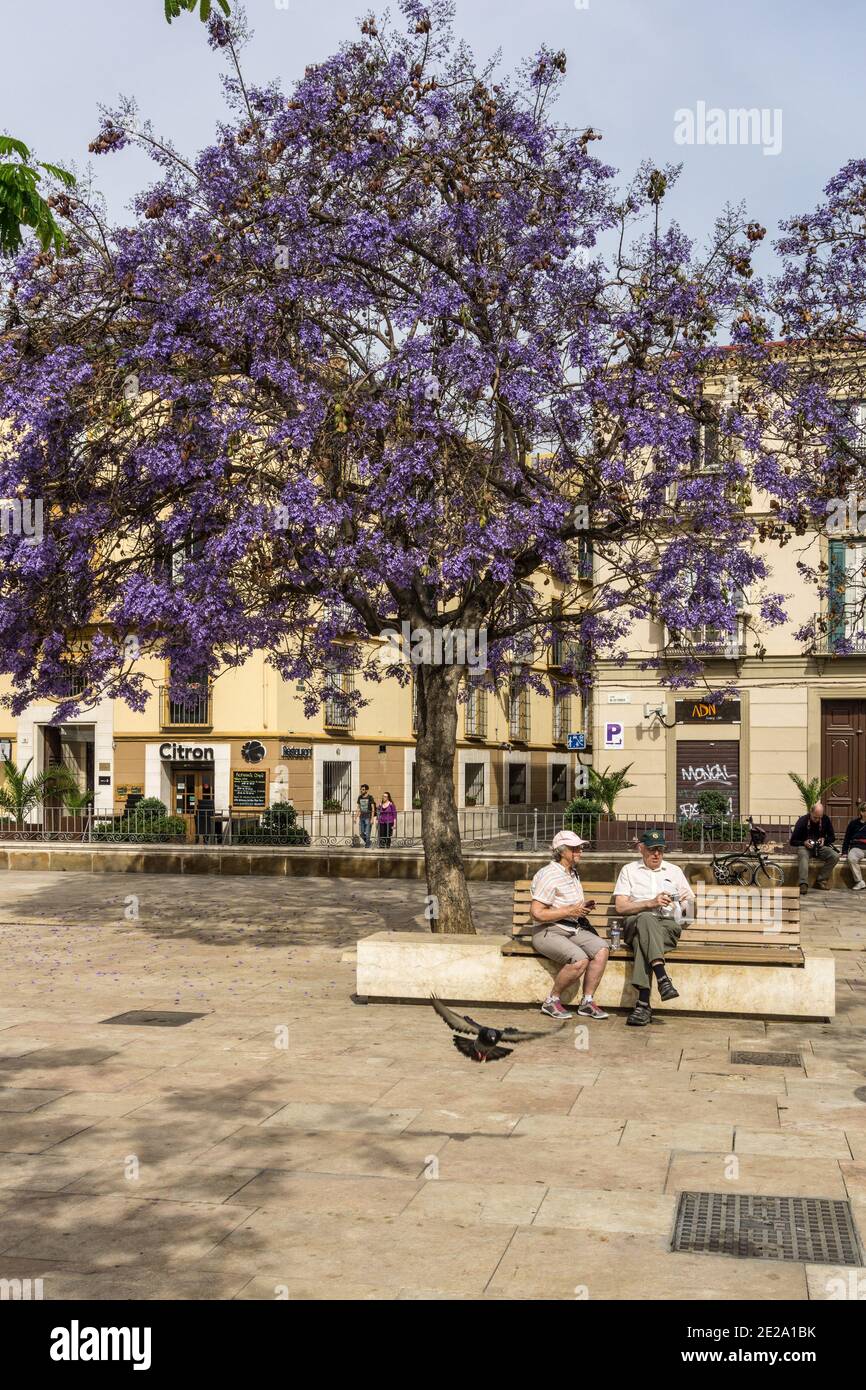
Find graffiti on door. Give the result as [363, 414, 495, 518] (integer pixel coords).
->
[680, 762, 734, 787]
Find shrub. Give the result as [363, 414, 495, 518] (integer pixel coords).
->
[234, 802, 311, 846]
[93, 812, 186, 843]
[695, 789, 730, 820]
[564, 795, 602, 832]
[678, 818, 751, 844]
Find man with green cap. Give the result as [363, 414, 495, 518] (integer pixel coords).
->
[614, 829, 695, 1026]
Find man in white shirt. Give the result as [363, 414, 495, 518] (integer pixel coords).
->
[614, 829, 695, 1027]
[529, 830, 610, 1020]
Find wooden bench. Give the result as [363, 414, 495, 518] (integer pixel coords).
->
[503, 880, 804, 967]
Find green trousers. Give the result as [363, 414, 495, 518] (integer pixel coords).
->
[626, 911, 681, 989]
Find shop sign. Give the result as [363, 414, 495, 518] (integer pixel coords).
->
[675, 699, 741, 724]
[281, 744, 313, 759]
[159, 743, 214, 761]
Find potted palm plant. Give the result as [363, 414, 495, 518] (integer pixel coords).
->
[0, 756, 77, 838]
[585, 763, 636, 848]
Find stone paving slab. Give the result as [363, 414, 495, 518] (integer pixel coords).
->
[0, 870, 865, 1300]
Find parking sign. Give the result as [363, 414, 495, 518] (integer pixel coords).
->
[604, 721, 624, 749]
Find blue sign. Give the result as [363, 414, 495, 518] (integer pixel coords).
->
[567, 733, 586, 751]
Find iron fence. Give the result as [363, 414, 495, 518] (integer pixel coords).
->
[0, 805, 505, 848]
[503, 809, 801, 853]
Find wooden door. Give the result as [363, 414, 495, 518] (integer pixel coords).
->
[821, 700, 866, 828]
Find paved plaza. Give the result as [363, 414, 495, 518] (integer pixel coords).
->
[0, 869, 865, 1300]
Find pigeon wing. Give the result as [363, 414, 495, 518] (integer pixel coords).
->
[430, 995, 479, 1036]
[500, 1022, 568, 1043]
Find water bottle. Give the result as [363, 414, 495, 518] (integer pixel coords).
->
[609, 922, 623, 951]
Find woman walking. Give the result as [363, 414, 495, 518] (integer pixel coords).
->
[377, 792, 397, 849]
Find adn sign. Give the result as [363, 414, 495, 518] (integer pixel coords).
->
[675, 699, 741, 724]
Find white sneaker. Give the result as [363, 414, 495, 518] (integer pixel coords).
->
[852, 882, 866, 892]
[541, 997, 574, 1020]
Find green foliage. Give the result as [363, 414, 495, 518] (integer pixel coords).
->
[93, 810, 186, 844]
[0, 135, 74, 257]
[585, 763, 635, 815]
[0, 756, 77, 829]
[235, 801, 311, 845]
[92, 795, 184, 842]
[322, 797, 343, 813]
[787, 772, 846, 810]
[62, 787, 94, 814]
[695, 789, 730, 820]
[164, 0, 230, 22]
[678, 818, 751, 844]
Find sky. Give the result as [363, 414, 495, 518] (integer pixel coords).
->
[3, 0, 865, 267]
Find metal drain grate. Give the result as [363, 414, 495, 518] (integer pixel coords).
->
[730, 1050, 802, 1068]
[672, 1192, 861, 1265]
[100, 1010, 207, 1027]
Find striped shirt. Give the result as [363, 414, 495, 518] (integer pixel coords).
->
[529, 861, 586, 936]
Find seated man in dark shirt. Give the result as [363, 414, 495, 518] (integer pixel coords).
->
[841, 801, 866, 892]
[790, 800, 839, 895]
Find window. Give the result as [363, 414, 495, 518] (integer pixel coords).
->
[412, 676, 420, 735]
[509, 677, 531, 742]
[552, 685, 572, 744]
[665, 572, 747, 658]
[691, 408, 732, 475]
[465, 679, 487, 739]
[464, 762, 485, 808]
[167, 535, 205, 588]
[507, 762, 527, 806]
[551, 762, 569, 804]
[827, 540, 866, 653]
[323, 665, 355, 729]
[162, 670, 212, 727]
[577, 536, 594, 582]
[322, 760, 352, 812]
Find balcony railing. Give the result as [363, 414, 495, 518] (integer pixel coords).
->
[161, 685, 213, 728]
[665, 616, 747, 660]
[814, 606, 866, 656]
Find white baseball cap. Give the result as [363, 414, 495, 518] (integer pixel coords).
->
[551, 830, 590, 851]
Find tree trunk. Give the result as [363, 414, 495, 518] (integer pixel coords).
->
[415, 662, 475, 934]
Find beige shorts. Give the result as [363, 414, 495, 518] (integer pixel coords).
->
[532, 926, 608, 967]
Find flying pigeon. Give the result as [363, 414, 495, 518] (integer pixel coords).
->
[430, 995, 566, 1063]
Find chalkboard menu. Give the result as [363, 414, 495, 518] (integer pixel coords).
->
[232, 769, 267, 807]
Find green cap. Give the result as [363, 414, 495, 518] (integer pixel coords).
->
[640, 829, 667, 848]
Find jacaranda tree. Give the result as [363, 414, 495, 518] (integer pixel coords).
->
[0, 1, 844, 930]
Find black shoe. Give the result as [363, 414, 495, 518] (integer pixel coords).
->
[658, 977, 679, 1002]
[799, 883, 808, 896]
[626, 1002, 652, 1027]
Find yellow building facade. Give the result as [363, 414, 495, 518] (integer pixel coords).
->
[0, 645, 588, 820]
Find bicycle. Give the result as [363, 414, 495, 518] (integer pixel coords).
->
[710, 816, 785, 890]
